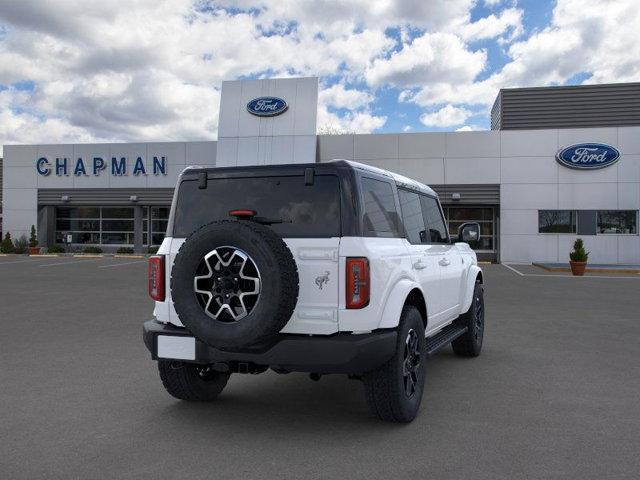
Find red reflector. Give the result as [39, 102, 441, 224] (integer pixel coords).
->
[229, 209, 256, 218]
[148, 255, 165, 301]
[346, 257, 369, 309]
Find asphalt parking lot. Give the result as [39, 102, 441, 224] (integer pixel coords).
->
[1, 256, 639, 479]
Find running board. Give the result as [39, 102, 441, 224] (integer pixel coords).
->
[425, 324, 468, 357]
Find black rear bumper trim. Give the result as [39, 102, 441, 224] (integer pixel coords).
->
[143, 320, 397, 375]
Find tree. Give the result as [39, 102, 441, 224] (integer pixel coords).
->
[0, 232, 15, 253]
[29, 225, 38, 248]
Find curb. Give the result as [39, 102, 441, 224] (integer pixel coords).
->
[533, 263, 640, 275]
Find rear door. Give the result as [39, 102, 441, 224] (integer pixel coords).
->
[397, 188, 443, 322]
[420, 195, 463, 323]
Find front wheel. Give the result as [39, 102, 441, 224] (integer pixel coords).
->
[158, 360, 230, 401]
[452, 281, 484, 357]
[363, 305, 426, 423]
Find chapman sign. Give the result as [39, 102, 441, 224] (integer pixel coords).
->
[36, 156, 167, 177]
[556, 143, 620, 170]
[246, 97, 288, 117]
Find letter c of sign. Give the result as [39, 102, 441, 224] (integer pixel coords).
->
[37, 157, 51, 176]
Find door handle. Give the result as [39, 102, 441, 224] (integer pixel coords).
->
[413, 260, 427, 270]
[438, 257, 451, 267]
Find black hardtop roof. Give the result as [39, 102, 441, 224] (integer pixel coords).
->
[180, 160, 437, 196]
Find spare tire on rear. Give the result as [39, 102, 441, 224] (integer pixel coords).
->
[171, 220, 299, 349]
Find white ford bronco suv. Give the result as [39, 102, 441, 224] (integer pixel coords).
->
[144, 160, 484, 422]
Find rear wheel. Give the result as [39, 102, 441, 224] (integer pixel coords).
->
[158, 360, 230, 401]
[452, 281, 484, 357]
[363, 305, 426, 423]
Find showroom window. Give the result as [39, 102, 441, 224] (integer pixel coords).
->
[446, 207, 495, 251]
[538, 210, 577, 234]
[56, 207, 134, 245]
[143, 207, 170, 246]
[597, 210, 638, 234]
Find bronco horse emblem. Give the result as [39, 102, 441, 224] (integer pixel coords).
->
[315, 271, 330, 290]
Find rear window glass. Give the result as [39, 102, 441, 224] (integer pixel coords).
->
[173, 175, 341, 238]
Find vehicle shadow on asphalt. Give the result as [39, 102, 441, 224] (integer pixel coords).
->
[154, 352, 468, 433]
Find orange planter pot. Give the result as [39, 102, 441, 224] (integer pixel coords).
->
[569, 261, 587, 276]
[28, 247, 41, 255]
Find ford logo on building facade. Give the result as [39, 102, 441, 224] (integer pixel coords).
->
[556, 143, 620, 170]
[246, 97, 288, 117]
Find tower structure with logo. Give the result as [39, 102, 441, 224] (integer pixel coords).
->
[215, 77, 318, 167]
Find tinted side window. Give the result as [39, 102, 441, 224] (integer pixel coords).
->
[361, 177, 401, 236]
[398, 189, 427, 244]
[420, 195, 448, 243]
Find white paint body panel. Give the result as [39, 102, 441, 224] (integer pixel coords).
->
[154, 234, 481, 337]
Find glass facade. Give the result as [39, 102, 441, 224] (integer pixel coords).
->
[538, 210, 638, 235]
[538, 210, 577, 233]
[597, 210, 637, 234]
[55, 206, 169, 246]
[143, 207, 170, 246]
[445, 207, 495, 252]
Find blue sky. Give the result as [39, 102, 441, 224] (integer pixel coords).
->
[0, 0, 638, 150]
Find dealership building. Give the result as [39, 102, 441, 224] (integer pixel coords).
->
[1, 78, 639, 264]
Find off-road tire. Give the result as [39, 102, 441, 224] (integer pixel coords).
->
[363, 305, 426, 423]
[171, 220, 299, 349]
[158, 360, 230, 401]
[452, 281, 484, 357]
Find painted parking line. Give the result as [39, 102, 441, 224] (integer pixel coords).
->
[0, 257, 59, 266]
[502, 263, 640, 280]
[502, 263, 524, 276]
[38, 258, 104, 267]
[98, 260, 146, 269]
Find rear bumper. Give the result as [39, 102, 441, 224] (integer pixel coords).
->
[143, 320, 397, 375]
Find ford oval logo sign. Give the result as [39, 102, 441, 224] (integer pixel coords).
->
[246, 97, 288, 117]
[556, 143, 620, 170]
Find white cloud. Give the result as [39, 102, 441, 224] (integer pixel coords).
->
[404, 0, 640, 111]
[456, 125, 484, 132]
[459, 7, 523, 42]
[366, 32, 486, 88]
[319, 84, 373, 110]
[402, 125, 413, 132]
[420, 105, 472, 127]
[0, 0, 638, 148]
[317, 105, 386, 134]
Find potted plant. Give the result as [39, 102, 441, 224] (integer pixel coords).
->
[0, 232, 15, 254]
[13, 235, 29, 254]
[569, 238, 589, 276]
[28, 225, 40, 255]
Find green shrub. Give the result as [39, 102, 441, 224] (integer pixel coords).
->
[83, 246, 103, 254]
[47, 245, 65, 254]
[116, 247, 135, 254]
[14, 235, 29, 254]
[0, 233, 15, 253]
[148, 246, 159, 254]
[569, 238, 589, 262]
[29, 225, 38, 248]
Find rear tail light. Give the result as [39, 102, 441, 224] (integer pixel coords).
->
[148, 255, 165, 301]
[346, 257, 369, 309]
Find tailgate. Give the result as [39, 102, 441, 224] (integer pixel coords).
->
[280, 238, 340, 334]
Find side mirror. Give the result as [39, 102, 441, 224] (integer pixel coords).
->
[457, 222, 480, 243]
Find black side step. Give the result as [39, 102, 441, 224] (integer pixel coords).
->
[425, 323, 468, 357]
